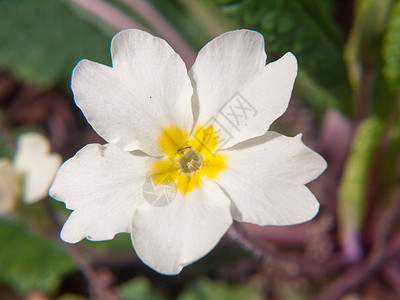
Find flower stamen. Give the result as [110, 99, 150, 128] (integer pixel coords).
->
[177, 146, 192, 152]
[175, 148, 203, 174]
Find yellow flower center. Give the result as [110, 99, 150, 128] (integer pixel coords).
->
[149, 125, 226, 195]
[175, 147, 203, 173]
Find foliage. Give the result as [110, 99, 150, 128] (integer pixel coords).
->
[0, 137, 12, 159]
[0, 0, 110, 88]
[338, 117, 383, 231]
[214, 0, 353, 115]
[0, 218, 76, 294]
[119, 277, 263, 300]
[338, 0, 400, 253]
[0, 125, 44, 159]
[383, 0, 400, 87]
[148, 0, 211, 49]
[119, 277, 165, 300]
[178, 279, 263, 300]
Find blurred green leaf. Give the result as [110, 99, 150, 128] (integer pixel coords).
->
[177, 0, 237, 38]
[0, 112, 13, 158]
[0, 126, 44, 159]
[338, 117, 383, 232]
[80, 232, 132, 252]
[148, 0, 211, 50]
[345, 0, 392, 92]
[382, 124, 400, 195]
[0, 0, 110, 88]
[215, 0, 352, 116]
[0, 136, 13, 158]
[0, 218, 76, 294]
[119, 277, 165, 300]
[383, 0, 400, 87]
[178, 279, 262, 300]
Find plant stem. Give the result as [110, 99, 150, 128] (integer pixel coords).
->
[313, 195, 400, 300]
[118, 0, 197, 67]
[66, 0, 144, 31]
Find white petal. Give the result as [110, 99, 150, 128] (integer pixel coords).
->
[215, 132, 326, 225]
[189, 29, 266, 126]
[49, 143, 148, 243]
[14, 133, 62, 203]
[193, 49, 297, 151]
[72, 29, 193, 156]
[0, 159, 22, 214]
[131, 181, 232, 274]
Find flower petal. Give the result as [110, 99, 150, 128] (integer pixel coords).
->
[14, 133, 62, 203]
[72, 29, 193, 156]
[131, 181, 232, 274]
[189, 29, 266, 126]
[49, 143, 148, 243]
[215, 132, 326, 225]
[193, 48, 297, 150]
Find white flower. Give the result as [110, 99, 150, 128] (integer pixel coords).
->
[14, 133, 62, 203]
[0, 133, 62, 213]
[49, 29, 327, 275]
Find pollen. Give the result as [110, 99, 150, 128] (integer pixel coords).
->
[149, 125, 226, 195]
[176, 147, 202, 173]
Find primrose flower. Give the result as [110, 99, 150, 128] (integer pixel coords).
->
[50, 29, 327, 275]
[0, 133, 62, 214]
[15, 133, 62, 203]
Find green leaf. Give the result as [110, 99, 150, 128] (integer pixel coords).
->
[80, 232, 132, 253]
[148, 0, 211, 50]
[383, 0, 400, 87]
[345, 0, 392, 92]
[0, 218, 76, 294]
[0, 0, 110, 88]
[0, 112, 14, 158]
[0, 136, 13, 158]
[382, 123, 400, 195]
[215, 0, 352, 115]
[178, 279, 262, 300]
[0, 126, 44, 160]
[338, 117, 383, 233]
[119, 277, 165, 300]
[177, 0, 237, 38]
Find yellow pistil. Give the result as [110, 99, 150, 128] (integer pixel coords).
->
[149, 125, 226, 195]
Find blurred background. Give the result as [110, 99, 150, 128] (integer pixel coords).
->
[0, 0, 399, 299]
